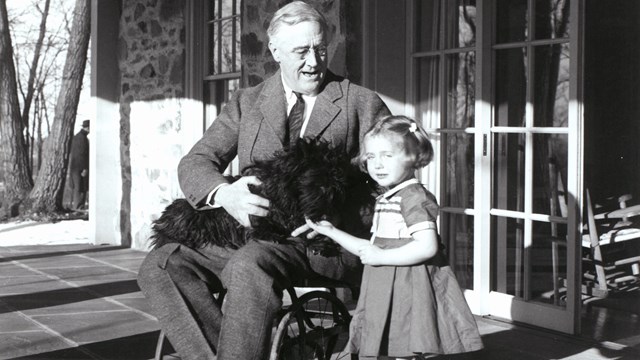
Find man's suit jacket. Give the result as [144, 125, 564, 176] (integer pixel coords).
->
[179, 70, 391, 208]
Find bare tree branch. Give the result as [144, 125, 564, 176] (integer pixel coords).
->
[21, 0, 51, 131]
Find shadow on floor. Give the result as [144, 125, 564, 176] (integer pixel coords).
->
[0, 279, 140, 314]
[10, 331, 161, 360]
[0, 245, 127, 263]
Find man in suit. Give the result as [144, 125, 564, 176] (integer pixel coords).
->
[137, 2, 390, 359]
[69, 119, 89, 210]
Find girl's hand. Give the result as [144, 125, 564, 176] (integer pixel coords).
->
[357, 243, 385, 266]
[304, 218, 336, 237]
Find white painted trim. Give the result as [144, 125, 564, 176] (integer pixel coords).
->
[90, 0, 122, 246]
[487, 291, 574, 334]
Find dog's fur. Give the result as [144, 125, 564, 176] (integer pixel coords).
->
[150, 139, 376, 251]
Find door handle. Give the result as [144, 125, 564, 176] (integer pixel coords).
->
[483, 134, 487, 156]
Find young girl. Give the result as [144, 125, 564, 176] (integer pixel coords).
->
[305, 115, 484, 359]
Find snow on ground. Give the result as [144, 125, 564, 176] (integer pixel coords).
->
[0, 219, 90, 246]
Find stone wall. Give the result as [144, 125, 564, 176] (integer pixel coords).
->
[118, 0, 187, 250]
[242, 0, 346, 87]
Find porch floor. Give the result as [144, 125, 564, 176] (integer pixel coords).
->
[0, 242, 638, 360]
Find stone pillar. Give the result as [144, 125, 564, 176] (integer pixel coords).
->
[118, 0, 188, 249]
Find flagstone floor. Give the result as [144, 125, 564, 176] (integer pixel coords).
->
[0, 242, 638, 360]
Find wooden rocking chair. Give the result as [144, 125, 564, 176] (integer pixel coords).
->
[581, 191, 640, 297]
[551, 187, 640, 302]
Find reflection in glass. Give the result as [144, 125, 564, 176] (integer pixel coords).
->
[532, 134, 568, 216]
[220, 18, 235, 73]
[446, 53, 475, 128]
[491, 216, 567, 306]
[205, 78, 240, 127]
[534, 0, 570, 40]
[444, 0, 476, 49]
[534, 44, 570, 127]
[208, 0, 240, 75]
[496, 0, 528, 43]
[415, 0, 440, 52]
[416, 0, 477, 51]
[441, 213, 474, 289]
[495, 48, 527, 127]
[416, 57, 440, 128]
[493, 133, 526, 212]
[234, 16, 241, 72]
[210, 21, 219, 75]
[491, 216, 523, 297]
[220, 0, 234, 19]
[531, 220, 566, 306]
[443, 133, 475, 209]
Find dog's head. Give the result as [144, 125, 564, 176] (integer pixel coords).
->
[247, 139, 375, 240]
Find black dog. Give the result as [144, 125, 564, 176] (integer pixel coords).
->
[150, 139, 376, 252]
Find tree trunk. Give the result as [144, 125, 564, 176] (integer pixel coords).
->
[21, 0, 51, 138]
[0, 0, 33, 217]
[26, 0, 90, 214]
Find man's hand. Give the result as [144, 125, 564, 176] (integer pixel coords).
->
[81, 169, 88, 177]
[214, 176, 269, 227]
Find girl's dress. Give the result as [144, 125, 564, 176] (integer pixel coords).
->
[348, 178, 484, 358]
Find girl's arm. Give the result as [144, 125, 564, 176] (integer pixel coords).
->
[358, 229, 439, 266]
[304, 218, 370, 256]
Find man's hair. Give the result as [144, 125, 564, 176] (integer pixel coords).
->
[267, 1, 328, 41]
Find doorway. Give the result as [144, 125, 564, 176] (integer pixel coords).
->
[580, 0, 640, 346]
[408, 0, 581, 334]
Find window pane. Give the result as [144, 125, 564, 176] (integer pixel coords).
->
[205, 79, 241, 127]
[445, 52, 475, 128]
[496, 0, 528, 43]
[415, 0, 440, 52]
[444, 0, 476, 49]
[234, 17, 241, 72]
[208, 0, 217, 20]
[533, 44, 570, 127]
[416, 57, 440, 128]
[221, 0, 234, 18]
[534, 0, 570, 40]
[532, 134, 568, 216]
[227, 78, 239, 96]
[493, 133, 526, 212]
[531, 220, 566, 306]
[495, 48, 527, 127]
[491, 215, 524, 296]
[443, 133, 475, 209]
[210, 22, 219, 75]
[441, 213, 474, 289]
[220, 19, 235, 73]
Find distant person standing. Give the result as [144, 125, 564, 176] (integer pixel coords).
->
[69, 119, 89, 210]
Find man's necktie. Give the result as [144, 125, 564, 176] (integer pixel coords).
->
[287, 92, 305, 146]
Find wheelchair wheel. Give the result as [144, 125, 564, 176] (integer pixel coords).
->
[270, 290, 352, 360]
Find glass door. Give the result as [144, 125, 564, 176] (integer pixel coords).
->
[484, 0, 581, 334]
[409, 0, 478, 293]
[409, 0, 583, 334]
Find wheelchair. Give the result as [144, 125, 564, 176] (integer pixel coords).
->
[154, 276, 358, 360]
